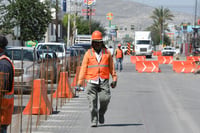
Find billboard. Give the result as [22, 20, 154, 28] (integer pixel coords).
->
[83, 0, 96, 7]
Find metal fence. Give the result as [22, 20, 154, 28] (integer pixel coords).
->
[2, 48, 82, 133]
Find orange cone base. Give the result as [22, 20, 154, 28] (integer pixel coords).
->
[53, 72, 74, 98]
[23, 79, 53, 115]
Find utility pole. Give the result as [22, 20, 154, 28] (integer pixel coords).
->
[89, 6, 92, 34]
[86, 0, 89, 20]
[192, 0, 198, 51]
[194, 0, 197, 26]
[67, 0, 71, 46]
[72, 0, 77, 44]
[55, 0, 58, 42]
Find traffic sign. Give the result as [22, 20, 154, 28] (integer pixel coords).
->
[106, 12, 113, 20]
[26, 40, 38, 47]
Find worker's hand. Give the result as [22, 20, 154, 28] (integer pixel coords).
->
[110, 81, 117, 89]
[75, 84, 81, 91]
[75, 84, 85, 91]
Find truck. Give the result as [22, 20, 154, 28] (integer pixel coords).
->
[134, 31, 153, 58]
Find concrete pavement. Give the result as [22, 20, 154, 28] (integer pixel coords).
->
[21, 55, 200, 133]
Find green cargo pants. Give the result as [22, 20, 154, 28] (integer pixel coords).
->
[86, 79, 111, 123]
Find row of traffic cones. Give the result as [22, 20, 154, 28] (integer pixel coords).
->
[23, 66, 82, 115]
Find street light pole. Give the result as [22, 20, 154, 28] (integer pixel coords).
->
[67, 0, 71, 46]
[192, 0, 198, 51]
[194, 0, 197, 26]
[56, 0, 58, 42]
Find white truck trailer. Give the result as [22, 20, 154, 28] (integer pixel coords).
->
[134, 31, 153, 58]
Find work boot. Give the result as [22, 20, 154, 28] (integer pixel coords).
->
[99, 114, 104, 124]
[91, 121, 97, 127]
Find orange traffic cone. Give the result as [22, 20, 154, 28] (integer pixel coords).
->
[71, 66, 81, 87]
[23, 79, 52, 115]
[53, 72, 74, 98]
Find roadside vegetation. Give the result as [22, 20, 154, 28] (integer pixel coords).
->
[147, 6, 174, 46]
[0, 0, 52, 46]
[62, 14, 105, 41]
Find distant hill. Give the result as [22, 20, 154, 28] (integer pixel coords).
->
[92, 0, 194, 29]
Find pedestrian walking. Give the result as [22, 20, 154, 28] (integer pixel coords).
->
[78, 30, 117, 127]
[0, 35, 15, 133]
[115, 44, 124, 72]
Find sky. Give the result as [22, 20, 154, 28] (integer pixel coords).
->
[126, 0, 200, 16]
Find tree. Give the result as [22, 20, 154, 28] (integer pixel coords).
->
[150, 6, 174, 45]
[62, 14, 106, 40]
[1, 0, 52, 45]
[0, 0, 13, 34]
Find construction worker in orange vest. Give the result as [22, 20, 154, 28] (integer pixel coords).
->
[0, 35, 15, 133]
[115, 43, 123, 72]
[78, 30, 117, 127]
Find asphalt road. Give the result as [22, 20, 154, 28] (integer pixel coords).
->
[11, 55, 200, 133]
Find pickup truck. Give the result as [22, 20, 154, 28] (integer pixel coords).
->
[161, 46, 176, 56]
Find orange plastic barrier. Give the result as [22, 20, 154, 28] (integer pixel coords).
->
[158, 56, 173, 64]
[153, 51, 162, 56]
[23, 79, 52, 115]
[53, 72, 74, 98]
[173, 61, 195, 73]
[136, 61, 160, 73]
[130, 56, 146, 64]
[186, 56, 200, 62]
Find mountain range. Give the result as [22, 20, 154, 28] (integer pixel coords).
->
[92, 0, 195, 30]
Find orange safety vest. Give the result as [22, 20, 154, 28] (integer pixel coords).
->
[0, 55, 15, 125]
[115, 48, 123, 58]
[86, 48, 110, 80]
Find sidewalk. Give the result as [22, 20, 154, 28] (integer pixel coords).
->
[31, 55, 139, 133]
[32, 92, 90, 133]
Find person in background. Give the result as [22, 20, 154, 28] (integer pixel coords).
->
[78, 30, 117, 127]
[0, 35, 15, 133]
[115, 43, 124, 72]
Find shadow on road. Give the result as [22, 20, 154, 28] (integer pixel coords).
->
[98, 123, 143, 127]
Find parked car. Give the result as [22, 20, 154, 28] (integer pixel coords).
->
[36, 42, 67, 58]
[161, 46, 176, 56]
[36, 42, 68, 71]
[37, 49, 60, 83]
[70, 45, 86, 56]
[6, 47, 40, 92]
[66, 48, 80, 73]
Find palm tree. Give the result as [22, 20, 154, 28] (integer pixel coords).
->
[150, 6, 174, 45]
